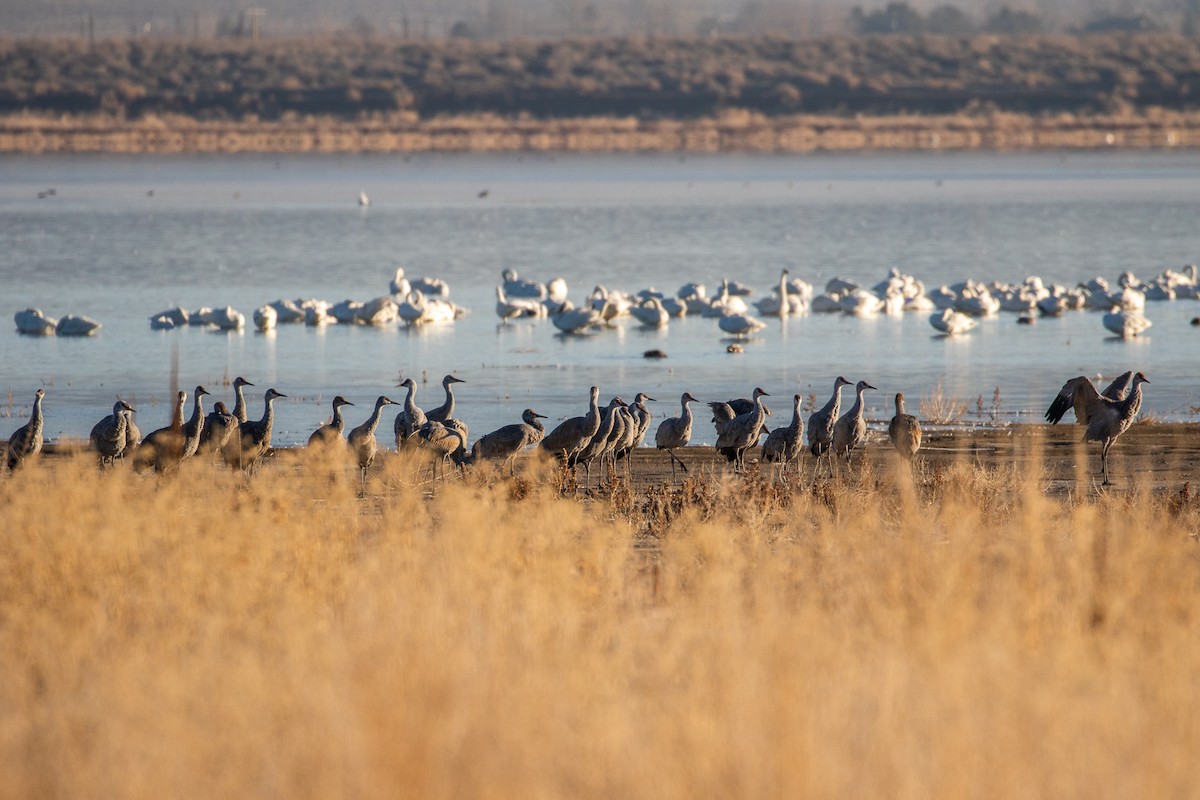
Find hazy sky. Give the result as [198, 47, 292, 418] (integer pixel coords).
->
[1, 0, 1188, 38]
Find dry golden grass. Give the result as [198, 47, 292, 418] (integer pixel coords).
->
[2, 448, 1199, 799]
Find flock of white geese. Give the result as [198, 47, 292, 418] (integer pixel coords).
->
[14, 263, 1195, 341]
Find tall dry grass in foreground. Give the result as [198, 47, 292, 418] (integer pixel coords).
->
[1, 452, 1198, 799]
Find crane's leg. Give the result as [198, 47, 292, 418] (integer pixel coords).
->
[668, 451, 677, 482]
[1101, 440, 1112, 486]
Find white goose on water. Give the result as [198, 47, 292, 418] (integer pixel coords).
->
[1102, 307, 1152, 339]
[930, 308, 978, 335]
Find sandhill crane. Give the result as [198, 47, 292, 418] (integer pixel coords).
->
[426, 375, 465, 424]
[6, 388, 45, 470]
[308, 396, 355, 447]
[615, 393, 655, 474]
[136, 387, 210, 472]
[393, 378, 426, 448]
[888, 392, 922, 461]
[763, 393, 805, 480]
[202, 376, 252, 465]
[90, 400, 136, 465]
[1045, 371, 1134, 425]
[229, 376, 253, 423]
[573, 397, 624, 486]
[132, 390, 185, 470]
[349, 396, 395, 488]
[541, 385, 602, 465]
[416, 419, 469, 480]
[655, 392, 698, 481]
[715, 387, 770, 472]
[123, 409, 141, 457]
[1045, 371, 1150, 485]
[236, 388, 286, 472]
[200, 402, 238, 457]
[603, 402, 635, 479]
[471, 409, 548, 474]
[808, 376, 851, 465]
[832, 380, 876, 464]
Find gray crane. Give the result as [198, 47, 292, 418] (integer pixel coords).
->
[573, 396, 624, 486]
[1045, 370, 1134, 425]
[832, 380, 876, 464]
[229, 376, 254, 423]
[710, 393, 770, 465]
[236, 387, 286, 472]
[206, 376, 253, 468]
[122, 410, 141, 458]
[135, 386, 210, 472]
[393, 377, 426, 448]
[1045, 371, 1150, 485]
[714, 387, 770, 472]
[763, 393, 805, 480]
[349, 395, 395, 488]
[471, 409, 547, 474]
[308, 395, 355, 447]
[655, 391, 698, 481]
[541, 385, 601, 466]
[623, 393, 655, 453]
[200, 402, 239, 457]
[888, 392, 922, 462]
[131, 390, 185, 471]
[808, 376, 851, 461]
[90, 399, 136, 466]
[6, 388, 45, 470]
[425, 375, 465, 423]
[416, 419, 470, 479]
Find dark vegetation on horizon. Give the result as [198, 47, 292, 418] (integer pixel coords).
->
[3, 33, 1200, 122]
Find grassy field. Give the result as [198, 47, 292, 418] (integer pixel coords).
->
[2, 430, 1199, 798]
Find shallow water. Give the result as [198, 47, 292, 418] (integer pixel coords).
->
[1, 150, 1198, 447]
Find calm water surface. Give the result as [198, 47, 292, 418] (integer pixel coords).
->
[1, 151, 1198, 446]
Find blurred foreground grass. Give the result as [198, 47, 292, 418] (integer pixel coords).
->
[1, 448, 1198, 799]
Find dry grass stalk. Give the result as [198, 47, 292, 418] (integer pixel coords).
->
[1, 449, 1198, 798]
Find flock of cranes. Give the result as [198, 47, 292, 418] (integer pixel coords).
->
[4, 370, 1151, 488]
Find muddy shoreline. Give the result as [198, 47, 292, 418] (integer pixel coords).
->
[3, 110, 1199, 154]
[15, 422, 1200, 498]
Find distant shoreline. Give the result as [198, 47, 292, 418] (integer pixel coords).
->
[3, 110, 1199, 154]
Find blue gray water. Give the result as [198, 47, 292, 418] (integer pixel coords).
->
[1, 150, 1198, 447]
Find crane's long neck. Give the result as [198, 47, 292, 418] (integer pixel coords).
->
[30, 395, 44, 436]
[790, 399, 803, 429]
[1121, 381, 1145, 419]
[233, 384, 248, 423]
[823, 385, 843, 418]
[188, 395, 205, 430]
[332, 404, 346, 433]
[680, 400, 694, 431]
[260, 396, 275, 433]
[850, 388, 866, 418]
[172, 396, 186, 429]
[753, 395, 767, 425]
[112, 403, 127, 436]
[442, 383, 456, 418]
[364, 401, 388, 436]
[404, 385, 418, 414]
[586, 394, 601, 436]
[896, 396, 907, 417]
